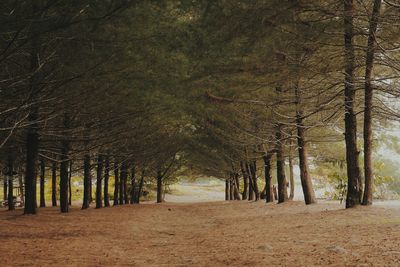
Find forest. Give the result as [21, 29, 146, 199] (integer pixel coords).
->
[1, 0, 400, 266]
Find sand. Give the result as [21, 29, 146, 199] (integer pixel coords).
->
[0, 200, 399, 266]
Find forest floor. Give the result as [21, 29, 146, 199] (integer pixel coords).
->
[0, 200, 400, 266]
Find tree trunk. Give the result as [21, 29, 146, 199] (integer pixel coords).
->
[7, 155, 14, 211]
[362, 0, 382, 206]
[249, 161, 259, 201]
[234, 173, 241, 200]
[136, 168, 145, 204]
[104, 155, 110, 207]
[119, 162, 127, 205]
[40, 159, 45, 208]
[156, 170, 163, 203]
[59, 114, 70, 213]
[288, 153, 294, 200]
[95, 154, 104, 209]
[24, 109, 39, 214]
[52, 161, 57, 207]
[3, 174, 7, 202]
[124, 166, 129, 204]
[263, 153, 274, 203]
[18, 170, 24, 204]
[344, 0, 362, 208]
[130, 166, 136, 204]
[68, 161, 72, 206]
[229, 178, 234, 200]
[240, 161, 249, 200]
[225, 179, 230, 200]
[113, 162, 119, 206]
[276, 125, 288, 203]
[246, 163, 255, 200]
[82, 154, 91, 209]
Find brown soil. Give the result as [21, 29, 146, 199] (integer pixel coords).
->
[0, 201, 399, 266]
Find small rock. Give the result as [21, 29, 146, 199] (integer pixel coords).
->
[326, 245, 347, 254]
[257, 244, 273, 252]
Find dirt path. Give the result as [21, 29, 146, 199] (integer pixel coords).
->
[0, 201, 399, 266]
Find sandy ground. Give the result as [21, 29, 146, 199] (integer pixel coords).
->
[0, 200, 399, 267]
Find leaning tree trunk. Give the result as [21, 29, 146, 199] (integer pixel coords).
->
[52, 161, 57, 207]
[276, 125, 288, 203]
[344, 0, 362, 208]
[363, 0, 382, 206]
[104, 155, 110, 207]
[59, 114, 70, 213]
[95, 154, 104, 209]
[40, 159, 45, 208]
[263, 153, 274, 203]
[113, 162, 119, 206]
[240, 161, 249, 200]
[294, 85, 317, 204]
[7, 155, 14, 211]
[156, 169, 163, 203]
[82, 154, 91, 209]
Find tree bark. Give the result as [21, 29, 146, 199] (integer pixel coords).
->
[68, 161, 72, 206]
[136, 168, 145, 204]
[240, 161, 249, 200]
[59, 114, 70, 213]
[82, 154, 91, 209]
[344, 0, 363, 208]
[229, 177, 234, 200]
[246, 163, 255, 200]
[119, 162, 127, 205]
[130, 166, 136, 204]
[113, 162, 119, 206]
[7, 155, 14, 211]
[294, 83, 317, 204]
[276, 125, 288, 203]
[249, 161, 259, 201]
[3, 174, 7, 202]
[95, 154, 104, 209]
[225, 179, 230, 200]
[156, 169, 163, 203]
[52, 161, 57, 207]
[288, 153, 294, 200]
[362, 0, 382, 206]
[104, 155, 110, 207]
[263, 153, 274, 203]
[40, 159, 45, 208]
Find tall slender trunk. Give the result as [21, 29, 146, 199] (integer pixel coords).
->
[3, 174, 7, 202]
[344, 0, 362, 208]
[39, 159, 45, 207]
[362, 0, 382, 206]
[130, 166, 136, 204]
[240, 161, 249, 200]
[113, 162, 119, 206]
[59, 114, 70, 213]
[18, 170, 24, 204]
[136, 168, 145, 204]
[95, 154, 103, 209]
[119, 162, 127, 205]
[246, 163, 255, 200]
[7, 155, 14, 211]
[123, 166, 128, 204]
[234, 173, 241, 200]
[288, 153, 295, 200]
[263, 153, 274, 203]
[68, 161, 72, 206]
[276, 124, 288, 203]
[82, 154, 91, 209]
[229, 177, 234, 200]
[225, 179, 230, 200]
[52, 161, 57, 207]
[249, 161, 259, 201]
[156, 169, 163, 203]
[294, 85, 317, 204]
[104, 155, 110, 207]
